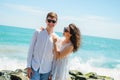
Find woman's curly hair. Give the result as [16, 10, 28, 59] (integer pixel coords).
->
[69, 23, 81, 52]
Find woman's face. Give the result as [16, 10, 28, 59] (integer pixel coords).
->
[63, 27, 71, 38]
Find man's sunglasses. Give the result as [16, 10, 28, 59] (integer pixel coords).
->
[47, 19, 56, 23]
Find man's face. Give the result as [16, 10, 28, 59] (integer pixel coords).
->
[46, 17, 57, 28]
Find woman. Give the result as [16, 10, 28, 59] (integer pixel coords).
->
[51, 23, 81, 80]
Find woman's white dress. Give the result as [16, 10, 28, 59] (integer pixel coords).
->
[52, 38, 72, 80]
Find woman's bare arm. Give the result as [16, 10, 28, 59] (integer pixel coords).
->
[53, 41, 73, 59]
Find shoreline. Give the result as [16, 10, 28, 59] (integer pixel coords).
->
[0, 58, 120, 80]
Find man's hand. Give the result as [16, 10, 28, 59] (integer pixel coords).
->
[27, 67, 33, 79]
[49, 75, 52, 80]
[40, 26, 45, 31]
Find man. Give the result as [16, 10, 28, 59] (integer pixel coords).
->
[27, 12, 58, 80]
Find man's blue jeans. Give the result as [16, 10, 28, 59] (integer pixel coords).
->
[30, 68, 50, 80]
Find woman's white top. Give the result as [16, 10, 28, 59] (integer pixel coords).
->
[52, 37, 72, 80]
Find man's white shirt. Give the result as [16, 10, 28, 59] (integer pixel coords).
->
[27, 29, 58, 73]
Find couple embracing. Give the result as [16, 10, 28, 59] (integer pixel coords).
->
[26, 12, 81, 80]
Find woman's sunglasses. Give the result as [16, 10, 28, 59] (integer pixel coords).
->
[64, 27, 69, 32]
[47, 19, 56, 23]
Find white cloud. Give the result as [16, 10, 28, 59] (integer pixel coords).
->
[0, 3, 49, 28]
[79, 16, 120, 39]
[56, 15, 120, 39]
[3, 3, 48, 16]
[0, 3, 120, 39]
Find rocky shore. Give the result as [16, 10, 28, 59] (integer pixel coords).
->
[69, 70, 114, 80]
[0, 69, 114, 80]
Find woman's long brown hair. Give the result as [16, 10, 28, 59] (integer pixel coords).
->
[69, 24, 81, 52]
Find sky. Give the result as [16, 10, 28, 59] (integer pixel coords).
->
[0, 0, 120, 39]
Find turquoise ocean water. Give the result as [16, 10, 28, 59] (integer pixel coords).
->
[0, 25, 120, 79]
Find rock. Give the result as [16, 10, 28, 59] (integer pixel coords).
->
[15, 69, 23, 73]
[76, 75, 87, 80]
[69, 70, 87, 80]
[85, 72, 98, 79]
[69, 70, 114, 80]
[0, 72, 4, 76]
[69, 70, 83, 76]
[10, 75, 22, 80]
[98, 76, 114, 80]
[0, 74, 11, 80]
[0, 69, 28, 80]
[0, 69, 114, 80]
[0, 76, 7, 80]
